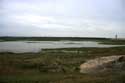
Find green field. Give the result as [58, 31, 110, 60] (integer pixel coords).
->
[0, 46, 125, 83]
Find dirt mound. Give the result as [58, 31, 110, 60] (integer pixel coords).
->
[80, 55, 125, 73]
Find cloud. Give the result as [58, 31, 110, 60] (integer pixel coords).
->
[1, 13, 123, 37]
[0, 0, 124, 38]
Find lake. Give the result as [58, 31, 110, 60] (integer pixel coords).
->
[0, 41, 124, 53]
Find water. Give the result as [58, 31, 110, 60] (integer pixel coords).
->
[0, 41, 123, 53]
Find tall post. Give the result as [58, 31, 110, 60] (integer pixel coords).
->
[115, 34, 117, 40]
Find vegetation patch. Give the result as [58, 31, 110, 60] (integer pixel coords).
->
[0, 46, 125, 83]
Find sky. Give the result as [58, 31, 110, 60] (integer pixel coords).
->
[0, 0, 125, 38]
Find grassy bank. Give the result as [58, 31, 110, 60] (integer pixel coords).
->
[100, 39, 125, 45]
[0, 36, 109, 41]
[0, 46, 125, 83]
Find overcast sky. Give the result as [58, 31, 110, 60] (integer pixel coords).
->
[0, 0, 125, 38]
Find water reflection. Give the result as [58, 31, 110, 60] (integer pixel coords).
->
[0, 41, 124, 53]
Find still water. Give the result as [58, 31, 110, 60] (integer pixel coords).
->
[0, 41, 123, 53]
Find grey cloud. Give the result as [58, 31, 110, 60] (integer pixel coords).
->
[0, 0, 124, 38]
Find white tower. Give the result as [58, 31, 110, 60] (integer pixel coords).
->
[115, 34, 117, 40]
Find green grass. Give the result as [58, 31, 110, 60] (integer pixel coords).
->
[100, 39, 125, 45]
[0, 71, 125, 83]
[0, 46, 125, 83]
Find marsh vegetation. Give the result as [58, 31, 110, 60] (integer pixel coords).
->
[0, 47, 125, 83]
[0, 37, 125, 83]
